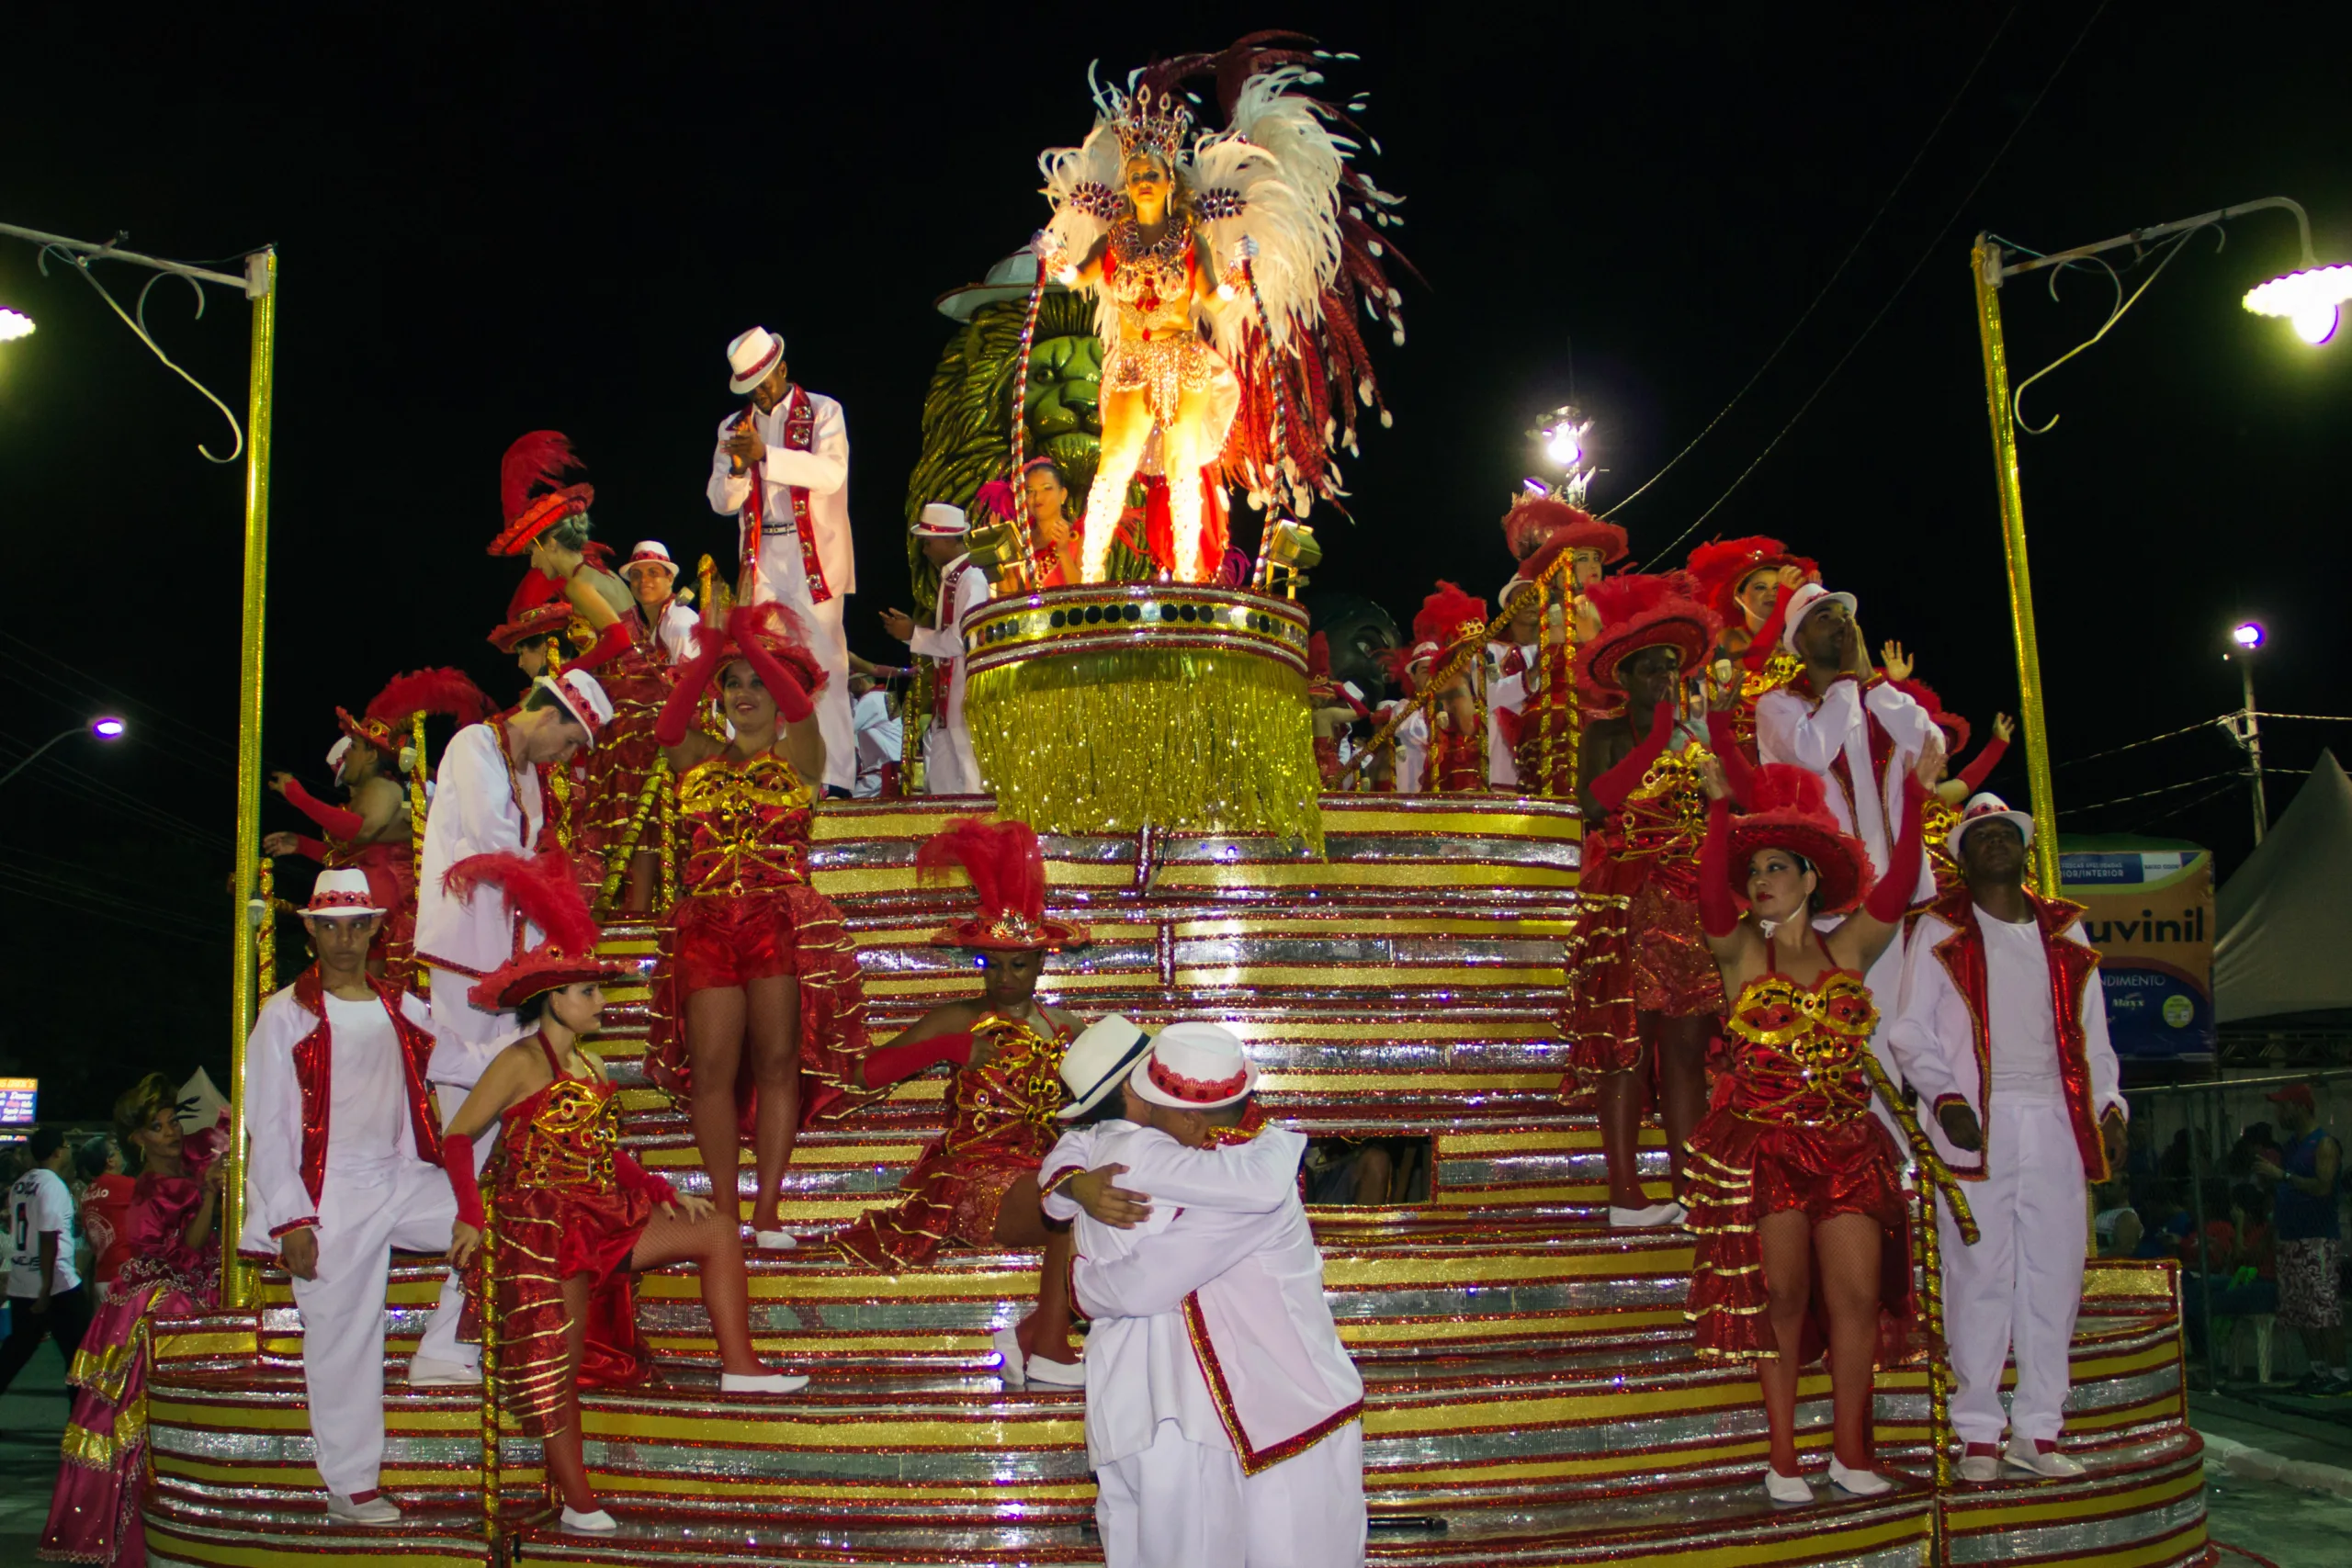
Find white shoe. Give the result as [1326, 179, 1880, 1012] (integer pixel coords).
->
[753, 1228, 798, 1250]
[1609, 1201, 1686, 1228]
[326, 1492, 402, 1525]
[720, 1371, 811, 1394]
[1763, 1468, 1814, 1505]
[1024, 1353, 1087, 1387]
[406, 1354, 482, 1387]
[1957, 1453, 2002, 1483]
[561, 1506, 618, 1532]
[1827, 1457, 1892, 1496]
[991, 1325, 1027, 1389]
[2003, 1440, 2086, 1478]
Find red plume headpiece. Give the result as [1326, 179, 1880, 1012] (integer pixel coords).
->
[489, 431, 595, 557]
[1575, 572, 1722, 695]
[1412, 581, 1490, 651]
[1723, 764, 1874, 916]
[1500, 494, 1628, 566]
[1684, 535, 1818, 626]
[444, 849, 622, 1010]
[917, 817, 1088, 952]
[337, 668, 492, 756]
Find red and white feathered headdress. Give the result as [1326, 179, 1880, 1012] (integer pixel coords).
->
[1501, 494, 1628, 568]
[1684, 535, 1819, 628]
[919, 817, 1088, 952]
[488, 431, 595, 558]
[1575, 573, 1722, 696]
[1412, 581, 1489, 652]
[1724, 765, 1874, 916]
[443, 849, 622, 1010]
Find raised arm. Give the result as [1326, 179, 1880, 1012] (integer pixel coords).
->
[1694, 754, 1760, 977]
[707, 411, 754, 515]
[1829, 746, 1939, 973]
[1755, 682, 1859, 773]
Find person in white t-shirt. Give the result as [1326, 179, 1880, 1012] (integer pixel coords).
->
[3, 1125, 92, 1395]
[1887, 794, 2126, 1483]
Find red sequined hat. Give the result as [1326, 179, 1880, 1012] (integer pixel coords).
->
[487, 601, 580, 655]
[444, 850, 623, 1010]
[1412, 581, 1489, 653]
[1725, 765, 1876, 916]
[1500, 494, 1628, 567]
[487, 431, 595, 558]
[336, 668, 491, 754]
[919, 817, 1088, 952]
[1575, 572, 1723, 695]
[1684, 535, 1820, 628]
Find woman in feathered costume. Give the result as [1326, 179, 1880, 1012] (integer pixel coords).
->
[1032, 34, 1411, 582]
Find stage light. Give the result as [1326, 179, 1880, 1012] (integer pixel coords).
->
[92, 716, 127, 739]
[2244, 263, 2352, 345]
[0, 309, 33, 343]
[2230, 622, 2264, 650]
[1544, 423, 1582, 467]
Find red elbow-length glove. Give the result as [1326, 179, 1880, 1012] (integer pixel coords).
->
[444, 1133, 484, 1230]
[654, 640, 729, 748]
[1703, 708, 1758, 807]
[1589, 701, 1676, 811]
[860, 1031, 976, 1091]
[1864, 773, 1931, 923]
[565, 619, 637, 673]
[1697, 796, 1740, 938]
[1956, 736, 2008, 793]
[725, 608, 820, 725]
[281, 778, 365, 840]
[614, 1149, 679, 1207]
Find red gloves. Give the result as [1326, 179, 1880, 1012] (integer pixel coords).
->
[1864, 773, 1930, 923]
[655, 640, 728, 747]
[615, 1149, 680, 1208]
[1704, 708, 1757, 807]
[444, 1134, 483, 1230]
[1589, 701, 1676, 811]
[566, 620, 636, 673]
[726, 607, 819, 724]
[282, 778, 364, 840]
[290, 836, 327, 863]
[1957, 736, 2008, 793]
[860, 1030, 976, 1091]
[1698, 797, 1740, 938]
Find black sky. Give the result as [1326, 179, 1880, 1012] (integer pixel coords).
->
[4, 3, 2346, 1114]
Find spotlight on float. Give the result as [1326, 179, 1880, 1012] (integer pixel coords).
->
[1526, 402, 1597, 508]
[2230, 622, 2265, 651]
[2244, 264, 2352, 346]
[0, 309, 34, 344]
[92, 716, 128, 739]
[1255, 519, 1322, 599]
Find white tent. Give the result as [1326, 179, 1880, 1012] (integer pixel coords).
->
[2213, 749, 2352, 1022]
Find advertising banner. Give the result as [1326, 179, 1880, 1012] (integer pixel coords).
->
[2058, 836, 2214, 1058]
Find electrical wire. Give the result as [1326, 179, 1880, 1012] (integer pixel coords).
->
[2054, 715, 2232, 769]
[2255, 711, 2352, 723]
[0, 869, 222, 945]
[2057, 770, 2239, 816]
[1601, 3, 2023, 522]
[2121, 782, 2245, 835]
[0, 630, 240, 762]
[1641, 0, 2114, 568]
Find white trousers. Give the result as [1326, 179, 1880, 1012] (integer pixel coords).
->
[425, 969, 518, 1082]
[922, 718, 985, 796]
[1938, 1097, 2088, 1447]
[290, 1160, 458, 1495]
[750, 537, 854, 793]
[413, 1082, 494, 1372]
[1096, 1419, 1366, 1568]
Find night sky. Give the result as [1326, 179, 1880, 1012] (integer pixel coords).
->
[5, 4, 2346, 1116]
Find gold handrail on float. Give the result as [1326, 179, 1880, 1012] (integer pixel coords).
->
[1335, 542, 1581, 793]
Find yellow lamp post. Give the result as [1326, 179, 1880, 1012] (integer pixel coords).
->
[1969, 198, 2347, 893]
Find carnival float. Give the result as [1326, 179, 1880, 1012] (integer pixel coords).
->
[127, 32, 2210, 1568]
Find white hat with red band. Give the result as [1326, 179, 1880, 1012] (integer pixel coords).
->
[911, 502, 969, 538]
[1949, 792, 2036, 860]
[536, 669, 615, 749]
[1780, 581, 1860, 656]
[303, 867, 385, 919]
[622, 540, 678, 579]
[727, 327, 786, 395]
[1129, 1021, 1260, 1111]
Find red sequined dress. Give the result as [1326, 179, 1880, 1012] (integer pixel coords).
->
[1510, 638, 1580, 797]
[573, 617, 673, 905]
[1683, 938, 1915, 1364]
[1565, 744, 1724, 1087]
[831, 1012, 1073, 1267]
[474, 1038, 650, 1436]
[646, 751, 876, 1127]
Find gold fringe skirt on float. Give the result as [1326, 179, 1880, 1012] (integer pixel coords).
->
[960, 585, 1326, 854]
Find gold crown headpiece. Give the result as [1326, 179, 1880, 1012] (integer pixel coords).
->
[1113, 85, 1192, 164]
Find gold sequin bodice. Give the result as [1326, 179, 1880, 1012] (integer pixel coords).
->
[1722, 969, 1881, 1126]
[498, 1077, 620, 1193]
[677, 751, 814, 897]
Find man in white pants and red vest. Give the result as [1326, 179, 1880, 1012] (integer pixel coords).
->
[407, 667, 610, 1383]
[241, 870, 458, 1525]
[708, 325, 857, 795]
[1041, 1021, 1367, 1568]
[1888, 794, 2126, 1482]
[880, 502, 988, 795]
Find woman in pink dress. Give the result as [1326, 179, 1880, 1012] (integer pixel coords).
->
[40, 1077, 226, 1565]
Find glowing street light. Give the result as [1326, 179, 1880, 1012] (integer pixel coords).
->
[2221, 624, 2270, 841]
[0, 308, 33, 343]
[2244, 263, 2352, 346]
[2230, 621, 2265, 650]
[0, 715, 128, 787]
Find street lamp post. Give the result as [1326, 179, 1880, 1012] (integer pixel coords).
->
[0, 716, 127, 788]
[1969, 198, 2347, 894]
[2226, 622, 2268, 843]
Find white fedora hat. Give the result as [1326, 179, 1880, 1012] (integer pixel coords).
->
[622, 540, 678, 578]
[303, 867, 385, 919]
[1780, 581, 1860, 657]
[537, 669, 615, 749]
[1129, 1021, 1259, 1111]
[727, 326, 786, 395]
[1949, 792, 2035, 861]
[1057, 1014, 1154, 1120]
[912, 502, 969, 538]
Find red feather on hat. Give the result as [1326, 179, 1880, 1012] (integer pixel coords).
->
[366, 668, 491, 728]
[917, 817, 1046, 928]
[1745, 762, 1830, 819]
[442, 850, 602, 958]
[1413, 581, 1488, 649]
[722, 601, 830, 694]
[972, 479, 1020, 523]
[1308, 632, 1332, 681]
[1583, 570, 1698, 629]
[1499, 495, 1628, 565]
[501, 431, 585, 525]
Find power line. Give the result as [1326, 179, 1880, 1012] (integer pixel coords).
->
[1603, 3, 2024, 522]
[0, 629, 239, 762]
[1643, 0, 2115, 569]
[2054, 715, 2231, 770]
[2058, 769, 2239, 816]
[0, 869, 222, 945]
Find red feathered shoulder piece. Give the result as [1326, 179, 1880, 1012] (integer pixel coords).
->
[443, 849, 602, 958]
[1413, 581, 1490, 649]
[367, 668, 491, 728]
